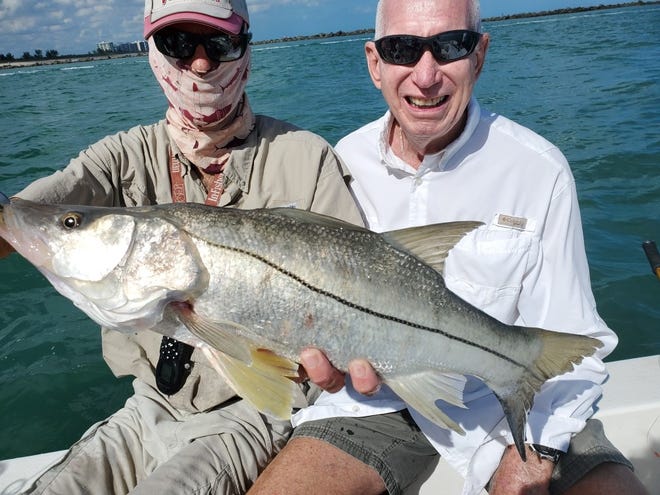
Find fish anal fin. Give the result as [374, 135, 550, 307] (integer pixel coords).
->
[201, 346, 298, 420]
[382, 221, 483, 274]
[386, 372, 468, 435]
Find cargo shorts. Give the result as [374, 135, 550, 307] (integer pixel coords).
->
[292, 411, 633, 495]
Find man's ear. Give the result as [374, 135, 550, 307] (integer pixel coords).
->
[473, 33, 490, 79]
[365, 41, 383, 90]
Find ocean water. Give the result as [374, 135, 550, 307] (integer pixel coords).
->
[1, 5, 659, 459]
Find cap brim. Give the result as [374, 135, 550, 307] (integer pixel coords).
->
[144, 12, 244, 38]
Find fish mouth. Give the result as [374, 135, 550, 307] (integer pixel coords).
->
[0, 201, 54, 269]
[406, 95, 448, 108]
[0, 191, 8, 226]
[0, 197, 8, 235]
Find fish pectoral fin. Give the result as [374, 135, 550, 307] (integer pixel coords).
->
[382, 221, 483, 275]
[201, 346, 299, 421]
[173, 305, 252, 364]
[387, 372, 467, 435]
[179, 310, 299, 376]
[174, 304, 300, 419]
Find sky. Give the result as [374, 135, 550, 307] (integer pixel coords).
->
[0, 0, 634, 57]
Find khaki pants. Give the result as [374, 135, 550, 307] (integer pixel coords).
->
[24, 379, 291, 495]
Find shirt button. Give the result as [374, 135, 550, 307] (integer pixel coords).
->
[351, 405, 360, 413]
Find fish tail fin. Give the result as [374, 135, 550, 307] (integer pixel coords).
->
[493, 388, 532, 461]
[495, 328, 603, 461]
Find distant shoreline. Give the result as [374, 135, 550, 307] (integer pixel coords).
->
[1, 1, 657, 71]
[481, 0, 657, 22]
[0, 52, 145, 71]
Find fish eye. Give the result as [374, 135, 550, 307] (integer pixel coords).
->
[61, 212, 83, 229]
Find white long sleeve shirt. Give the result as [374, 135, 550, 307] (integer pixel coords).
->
[291, 99, 617, 495]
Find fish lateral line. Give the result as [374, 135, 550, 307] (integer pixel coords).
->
[211, 242, 528, 370]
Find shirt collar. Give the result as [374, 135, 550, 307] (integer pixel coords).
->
[378, 97, 481, 175]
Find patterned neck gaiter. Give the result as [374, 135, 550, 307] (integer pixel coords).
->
[148, 37, 256, 173]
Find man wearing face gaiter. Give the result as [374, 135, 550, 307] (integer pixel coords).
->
[10, 1, 363, 493]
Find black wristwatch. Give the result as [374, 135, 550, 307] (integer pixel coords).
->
[528, 444, 563, 463]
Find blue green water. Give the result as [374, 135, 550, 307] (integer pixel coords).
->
[1, 5, 659, 459]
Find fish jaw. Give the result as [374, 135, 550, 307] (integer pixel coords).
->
[0, 201, 61, 270]
[1, 200, 209, 332]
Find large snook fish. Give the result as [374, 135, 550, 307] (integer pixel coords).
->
[0, 199, 602, 460]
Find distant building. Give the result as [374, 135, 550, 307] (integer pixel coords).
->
[97, 41, 115, 53]
[96, 40, 148, 54]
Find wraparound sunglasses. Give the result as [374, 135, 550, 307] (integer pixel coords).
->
[153, 30, 252, 62]
[375, 30, 482, 65]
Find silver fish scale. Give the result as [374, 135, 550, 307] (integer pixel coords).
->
[168, 204, 452, 328]
[160, 204, 526, 377]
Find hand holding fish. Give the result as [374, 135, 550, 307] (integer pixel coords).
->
[347, 358, 381, 395]
[489, 445, 553, 495]
[300, 348, 380, 395]
[298, 348, 345, 393]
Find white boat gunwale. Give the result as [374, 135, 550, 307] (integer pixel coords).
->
[1, 355, 659, 494]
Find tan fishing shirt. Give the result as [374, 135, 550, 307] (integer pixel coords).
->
[18, 116, 363, 412]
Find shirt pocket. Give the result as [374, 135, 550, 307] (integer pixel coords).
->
[121, 182, 151, 206]
[444, 226, 537, 325]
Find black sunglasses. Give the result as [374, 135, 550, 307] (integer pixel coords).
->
[375, 30, 482, 65]
[153, 30, 252, 63]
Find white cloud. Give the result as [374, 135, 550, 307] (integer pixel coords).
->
[1, 0, 22, 12]
[1, 0, 373, 56]
[49, 10, 66, 20]
[249, 0, 320, 14]
[2, 15, 38, 34]
[76, 4, 113, 18]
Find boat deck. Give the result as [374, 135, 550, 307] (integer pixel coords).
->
[1, 355, 659, 494]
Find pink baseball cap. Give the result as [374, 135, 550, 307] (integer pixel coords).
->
[144, 0, 250, 38]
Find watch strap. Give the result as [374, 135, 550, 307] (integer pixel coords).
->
[528, 443, 563, 463]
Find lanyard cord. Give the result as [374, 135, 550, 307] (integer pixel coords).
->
[158, 149, 225, 396]
[169, 150, 226, 205]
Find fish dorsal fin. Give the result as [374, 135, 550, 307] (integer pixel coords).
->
[175, 305, 300, 420]
[382, 221, 483, 274]
[386, 372, 468, 435]
[266, 207, 368, 233]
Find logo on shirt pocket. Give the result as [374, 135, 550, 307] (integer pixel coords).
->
[444, 223, 537, 324]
